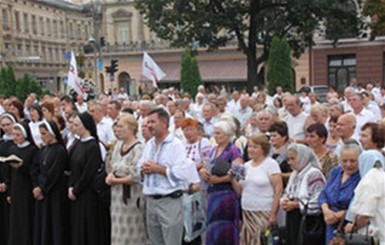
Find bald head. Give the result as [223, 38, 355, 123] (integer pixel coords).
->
[337, 114, 356, 141]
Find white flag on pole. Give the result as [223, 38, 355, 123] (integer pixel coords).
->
[142, 52, 166, 88]
[67, 51, 84, 97]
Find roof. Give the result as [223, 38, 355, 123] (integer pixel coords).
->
[158, 59, 247, 82]
[34, 0, 85, 11]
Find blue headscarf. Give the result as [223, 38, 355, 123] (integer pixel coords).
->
[358, 150, 385, 178]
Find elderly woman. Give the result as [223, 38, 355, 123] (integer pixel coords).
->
[0, 113, 16, 245]
[105, 113, 146, 245]
[281, 143, 326, 245]
[359, 122, 385, 152]
[7, 121, 40, 245]
[318, 143, 361, 244]
[200, 120, 243, 245]
[306, 123, 338, 179]
[305, 104, 328, 130]
[232, 134, 283, 245]
[269, 121, 291, 184]
[345, 150, 385, 244]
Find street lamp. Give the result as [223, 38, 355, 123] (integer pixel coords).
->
[88, 36, 99, 96]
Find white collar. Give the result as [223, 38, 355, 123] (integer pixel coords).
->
[80, 136, 95, 142]
[17, 141, 31, 148]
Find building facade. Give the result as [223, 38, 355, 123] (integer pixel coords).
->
[0, 0, 93, 93]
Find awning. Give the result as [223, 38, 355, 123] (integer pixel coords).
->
[158, 59, 247, 82]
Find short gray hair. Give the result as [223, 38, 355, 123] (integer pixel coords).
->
[214, 120, 235, 138]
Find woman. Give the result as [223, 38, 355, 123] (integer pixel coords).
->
[182, 118, 212, 245]
[105, 113, 146, 245]
[345, 150, 385, 244]
[0, 113, 16, 245]
[33, 121, 69, 245]
[199, 120, 243, 245]
[28, 104, 44, 147]
[306, 123, 338, 179]
[281, 143, 326, 245]
[269, 121, 291, 184]
[41, 101, 55, 121]
[232, 134, 283, 245]
[8, 121, 40, 245]
[318, 143, 361, 244]
[9, 99, 26, 122]
[325, 117, 340, 152]
[359, 122, 385, 152]
[305, 104, 328, 130]
[68, 112, 104, 245]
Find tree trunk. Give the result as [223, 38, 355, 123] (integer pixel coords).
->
[246, 50, 258, 94]
[246, 0, 259, 94]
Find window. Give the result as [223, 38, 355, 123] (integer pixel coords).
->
[84, 24, 89, 39]
[48, 47, 52, 62]
[53, 20, 57, 37]
[41, 47, 46, 62]
[116, 21, 130, 44]
[2, 9, 9, 29]
[26, 45, 31, 56]
[17, 44, 22, 56]
[62, 48, 66, 64]
[59, 21, 64, 37]
[31, 15, 37, 34]
[46, 18, 51, 36]
[40, 17, 44, 35]
[69, 22, 73, 38]
[77, 23, 81, 39]
[15, 11, 20, 32]
[34, 45, 39, 56]
[328, 55, 356, 93]
[23, 13, 28, 33]
[55, 48, 59, 63]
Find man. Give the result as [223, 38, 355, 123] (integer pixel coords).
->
[234, 94, 253, 128]
[172, 110, 186, 142]
[75, 95, 88, 113]
[137, 100, 156, 142]
[256, 110, 274, 134]
[88, 100, 115, 150]
[349, 93, 375, 138]
[328, 99, 344, 119]
[361, 91, 381, 122]
[284, 95, 307, 143]
[227, 90, 241, 114]
[273, 86, 283, 100]
[342, 86, 355, 113]
[335, 113, 359, 155]
[137, 108, 190, 245]
[117, 87, 129, 100]
[200, 103, 218, 138]
[192, 93, 205, 121]
[107, 100, 121, 122]
[141, 117, 152, 143]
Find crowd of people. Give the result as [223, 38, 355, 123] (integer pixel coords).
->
[0, 82, 384, 245]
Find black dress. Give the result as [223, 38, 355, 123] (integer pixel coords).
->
[33, 143, 69, 245]
[0, 139, 14, 245]
[68, 138, 102, 245]
[8, 143, 40, 245]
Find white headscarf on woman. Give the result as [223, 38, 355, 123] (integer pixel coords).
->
[288, 143, 321, 172]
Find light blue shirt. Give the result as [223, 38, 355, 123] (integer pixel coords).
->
[201, 117, 218, 138]
[137, 133, 189, 195]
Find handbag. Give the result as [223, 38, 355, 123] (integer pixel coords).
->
[211, 158, 231, 176]
[297, 200, 325, 245]
[329, 219, 347, 245]
[183, 192, 206, 242]
[345, 223, 376, 245]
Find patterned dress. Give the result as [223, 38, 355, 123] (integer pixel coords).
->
[319, 149, 338, 179]
[206, 143, 242, 245]
[108, 141, 147, 245]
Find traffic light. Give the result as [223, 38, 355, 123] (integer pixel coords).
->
[110, 59, 118, 74]
[105, 66, 111, 73]
[100, 37, 106, 47]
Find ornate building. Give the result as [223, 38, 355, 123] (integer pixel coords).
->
[0, 0, 93, 93]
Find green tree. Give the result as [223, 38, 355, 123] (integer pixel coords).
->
[363, 0, 385, 40]
[267, 37, 293, 95]
[28, 78, 43, 97]
[15, 74, 31, 101]
[135, 0, 359, 92]
[2, 65, 17, 97]
[180, 48, 202, 98]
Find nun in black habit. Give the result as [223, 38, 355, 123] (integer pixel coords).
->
[7, 121, 40, 245]
[0, 113, 16, 245]
[33, 120, 69, 245]
[68, 112, 109, 245]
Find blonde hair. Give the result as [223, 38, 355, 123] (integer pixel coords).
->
[118, 113, 138, 135]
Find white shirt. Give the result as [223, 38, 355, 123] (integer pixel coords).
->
[285, 112, 307, 140]
[351, 168, 385, 244]
[227, 99, 240, 115]
[353, 109, 375, 139]
[367, 102, 382, 122]
[117, 93, 129, 100]
[137, 133, 190, 195]
[241, 158, 281, 211]
[234, 106, 253, 128]
[75, 102, 88, 113]
[97, 117, 115, 146]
